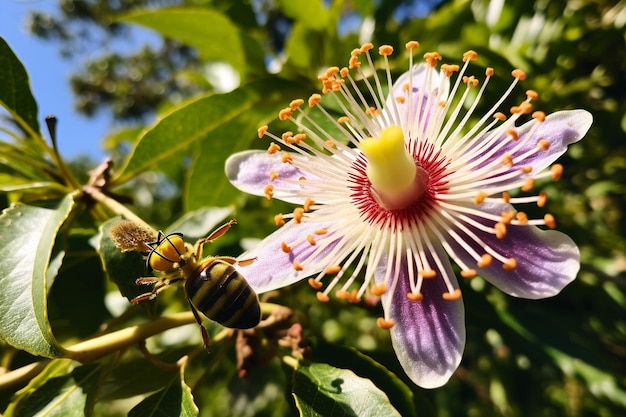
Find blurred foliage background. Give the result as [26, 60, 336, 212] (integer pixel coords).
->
[1, 0, 625, 416]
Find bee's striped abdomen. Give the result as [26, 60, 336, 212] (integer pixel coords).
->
[185, 260, 261, 329]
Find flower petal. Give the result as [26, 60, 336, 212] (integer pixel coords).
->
[234, 219, 338, 294]
[452, 202, 580, 299]
[377, 246, 465, 389]
[225, 150, 323, 205]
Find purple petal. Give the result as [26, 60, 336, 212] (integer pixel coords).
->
[451, 202, 580, 299]
[472, 110, 592, 183]
[377, 245, 465, 389]
[234, 220, 338, 294]
[225, 150, 322, 205]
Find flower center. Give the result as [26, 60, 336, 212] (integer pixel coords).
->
[359, 126, 430, 210]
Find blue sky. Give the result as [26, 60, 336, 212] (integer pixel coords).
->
[1, 0, 132, 160]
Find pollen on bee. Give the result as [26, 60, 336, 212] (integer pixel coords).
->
[442, 289, 462, 300]
[263, 184, 274, 200]
[407, 292, 424, 301]
[281, 241, 292, 253]
[502, 258, 517, 270]
[371, 283, 387, 296]
[316, 292, 330, 303]
[308, 278, 323, 289]
[477, 253, 493, 268]
[376, 317, 395, 329]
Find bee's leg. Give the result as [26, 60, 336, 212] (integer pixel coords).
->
[188, 298, 211, 353]
[194, 219, 237, 258]
[131, 276, 176, 304]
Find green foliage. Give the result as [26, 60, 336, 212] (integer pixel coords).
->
[1, 0, 625, 416]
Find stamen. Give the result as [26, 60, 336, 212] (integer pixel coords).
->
[316, 292, 330, 302]
[274, 213, 285, 226]
[376, 318, 395, 329]
[281, 241, 291, 253]
[442, 289, 462, 300]
[371, 283, 387, 296]
[308, 278, 323, 289]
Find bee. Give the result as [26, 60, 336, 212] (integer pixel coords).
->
[121, 219, 261, 351]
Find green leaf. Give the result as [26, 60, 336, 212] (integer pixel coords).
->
[0, 194, 76, 357]
[119, 7, 248, 79]
[292, 361, 401, 417]
[0, 37, 40, 137]
[4, 359, 95, 417]
[97, 217, 149, 302]
[184, 77, 306, 210]
[276, 0, 329, 30]
[128, 361, 198, 417]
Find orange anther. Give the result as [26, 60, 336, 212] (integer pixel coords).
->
[304, 197, 315, 211]
[371, 283, 387, 296]
[423, 51, 442, 66]
[407, 292, 424, 301]
[289, 99, 304, 110]
[516, 212, 528, 224]
[293, 260, 304, 271]
[551, 164, 563, 180]
[281, 152, 293, 163]
[360, 42, 374, 52]
[461, 269, 477, 278]
[474, 190, 489, 204]
[308, 94, 321, 107]
[335, 290, 350, 299]
[502, 154, 514, 166]
[522, 178, 535, 192]
[493, 112, 507, 121]
[495, 222, 507, 239]
[263, 184, 274, 200]
[274, 213, 285, 226]
[521, 165, 533, 173]
[462, 50, 478, 61]
[502, 258, 517, 270]
[267, 142, 281, 154]
[314, 228, 328, 235]
[325, 66, 339, 77]
[526, 90, 539, 100]
[533, 111, 546, 122]
[293, 207, 304, 223]
[501, 210, 515, 224]
[337, 116, 350, 124]
[376, 317, 395, 329]
[440, 64, 460, 77]
[308, 278, 323, 289]
[293, 133, 306, 143]
[279, 108, 292, 120]
[306, 234, 316, 245]
[379, 45, 394, 56]
[280, 241, 291, 253]
[325, 140, 336, 148]
[442, 289, 462, 300]
[477, 253, 493, 268]
[511, 69, 527, 80]
[420, 269, 437, 279]
[257, 125, 268, 138]
[502, 191, 511, 203]
[316, 292, 330, 303]
[340, 67, 349, 77]
[269, 170, 279, 181]
[396, 96, 406, 104]
[544, 213, 556, 229]
[348, 55, 360, 69]
[325, 265, 342, 275]
[485, 67, 495, 76]
[518, 101, 533, 114]
[506, 128, 519, 140]
[537, 191, 547, 207]
[405, 40, 420, 50]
